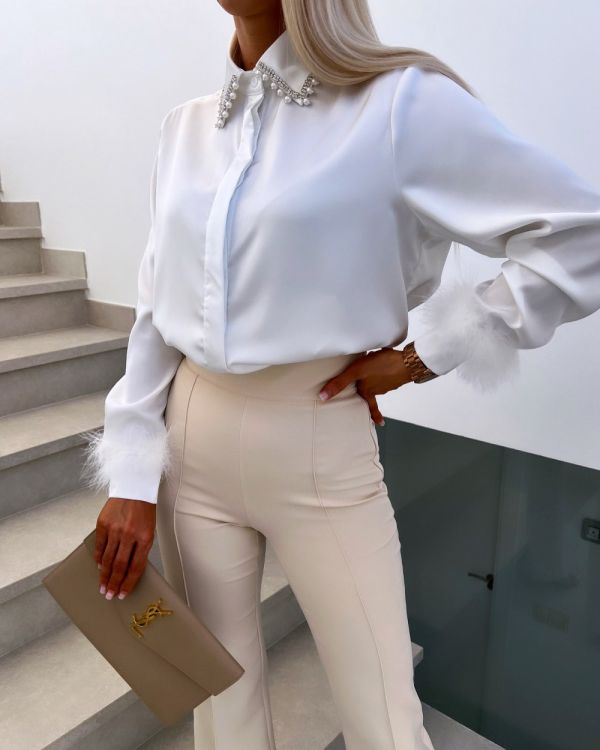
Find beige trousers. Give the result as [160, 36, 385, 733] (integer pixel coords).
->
[155, 353, 435, 750]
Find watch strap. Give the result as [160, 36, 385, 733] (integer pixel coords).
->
[401, 341, 438, 383]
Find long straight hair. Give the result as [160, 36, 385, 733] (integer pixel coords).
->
[280, 0, 478, 98]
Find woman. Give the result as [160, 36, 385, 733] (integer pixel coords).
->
[82, 1, 600, 748]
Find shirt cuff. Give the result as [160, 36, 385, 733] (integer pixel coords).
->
[80, 426, 172, 505]
[412, 278, 521, 392]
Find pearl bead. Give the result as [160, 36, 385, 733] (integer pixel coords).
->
[216, 67, 318, 127]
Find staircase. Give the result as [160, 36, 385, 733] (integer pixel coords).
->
[0, 200, 503, 749]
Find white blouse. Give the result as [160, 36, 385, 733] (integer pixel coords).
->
[84, 28, 600, 504]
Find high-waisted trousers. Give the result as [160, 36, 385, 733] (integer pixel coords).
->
[155, 352, 435, 750]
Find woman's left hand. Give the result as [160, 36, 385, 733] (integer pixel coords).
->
[318, 347, 412, 426]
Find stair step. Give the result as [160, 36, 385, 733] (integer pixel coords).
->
[0, 325, 128, 374]
[0, 287, 89, 339]
[0, 487, 105, 605]
[0, 488, 108, 655]
[0, 391, 106, 471]
[0, 547, 302, 750]
[0, 237, 42, 276]
[325, 706, 505, 749]
[0, 620, 134, 750]
[139, 620, 424, 750]
[0, 201, 41, 228]
[0, 273, 87, 299]
[0, 326, 128, 418]
[420, 704, 505, 750]
[0, 226, 43, 240]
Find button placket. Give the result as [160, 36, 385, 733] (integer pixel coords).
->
[203, 89, 265, 371]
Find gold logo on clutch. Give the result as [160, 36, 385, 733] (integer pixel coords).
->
[130, 597, 174, 638]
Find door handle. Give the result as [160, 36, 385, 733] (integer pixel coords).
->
[467, 571, 494, 590]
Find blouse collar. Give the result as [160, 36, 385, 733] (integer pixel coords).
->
[216, 28, 320, 128]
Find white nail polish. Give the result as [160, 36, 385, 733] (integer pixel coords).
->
[99, 584, 106, 595]
[105, 590, 114, 600]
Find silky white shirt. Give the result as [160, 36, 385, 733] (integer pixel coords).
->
[85, 28, 600, 504]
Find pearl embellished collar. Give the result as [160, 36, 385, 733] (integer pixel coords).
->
[216, 29, 320, 128]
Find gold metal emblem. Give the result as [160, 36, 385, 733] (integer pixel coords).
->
[130, 597, 174, 638]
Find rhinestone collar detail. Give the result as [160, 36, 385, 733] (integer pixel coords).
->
[215, 31, 321, 129]
[215, 66, 320, 128]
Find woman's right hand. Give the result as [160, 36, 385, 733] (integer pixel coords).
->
[95, 497, 157, 600]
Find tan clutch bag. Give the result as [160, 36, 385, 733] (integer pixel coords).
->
[41, 527, 245, 726]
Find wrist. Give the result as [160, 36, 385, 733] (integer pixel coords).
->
[401, 341, 439, 384]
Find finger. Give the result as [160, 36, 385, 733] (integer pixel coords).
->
[95, 522, 108, 569]
[116, 539, 152, 599]
[98, 531, 120, 591]
[319, 358, 365, 401]
[366, 394, 384, 425]
[105, 538, 135, 600]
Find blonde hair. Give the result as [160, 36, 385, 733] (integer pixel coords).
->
[281, 0, 478, 98]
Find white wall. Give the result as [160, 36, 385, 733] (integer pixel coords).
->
[2, 1, 599, 470]
[0, 0, 229, 300]
[373, 1, 600, 472]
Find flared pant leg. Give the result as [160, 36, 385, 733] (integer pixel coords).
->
[156, 354, 435, 750]
[156, 359, 276, 750]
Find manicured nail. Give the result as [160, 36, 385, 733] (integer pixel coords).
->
[319, 390, 329, 400]
[99, 584, 106, 595]
[98, 563, 102, 569]
[105, 590, 114, 600]
[118, 591, 127, 600]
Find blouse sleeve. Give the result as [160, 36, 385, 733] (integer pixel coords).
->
[392, 65, 600, 391]
[81, 116, 183, 504]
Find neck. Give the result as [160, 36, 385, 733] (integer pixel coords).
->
[232, 9, 285, 71]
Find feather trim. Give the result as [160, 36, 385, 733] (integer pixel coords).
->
[79, 425, 173, 495]
[415, 277, 521, 392]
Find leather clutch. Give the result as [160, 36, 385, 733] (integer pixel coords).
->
[42, 527, 245, 726]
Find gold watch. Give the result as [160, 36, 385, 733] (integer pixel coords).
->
[401, 341, 438, 383]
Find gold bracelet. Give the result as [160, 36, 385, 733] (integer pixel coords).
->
[401, 341, 438, 384]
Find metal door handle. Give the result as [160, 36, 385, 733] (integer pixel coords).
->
[467, 572, 494, 590]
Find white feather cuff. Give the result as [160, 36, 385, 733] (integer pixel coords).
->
[413, 277, 521, 392]
[79, 425, 173, 503]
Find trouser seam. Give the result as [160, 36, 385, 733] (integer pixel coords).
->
[238, 396, 256, 528]
[254, 530, 276, 749]
[170, 372, 217, 750]
[311, 400, 397, 749]
[171, 370, 198, 605]
[240, 400, 275, 747]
